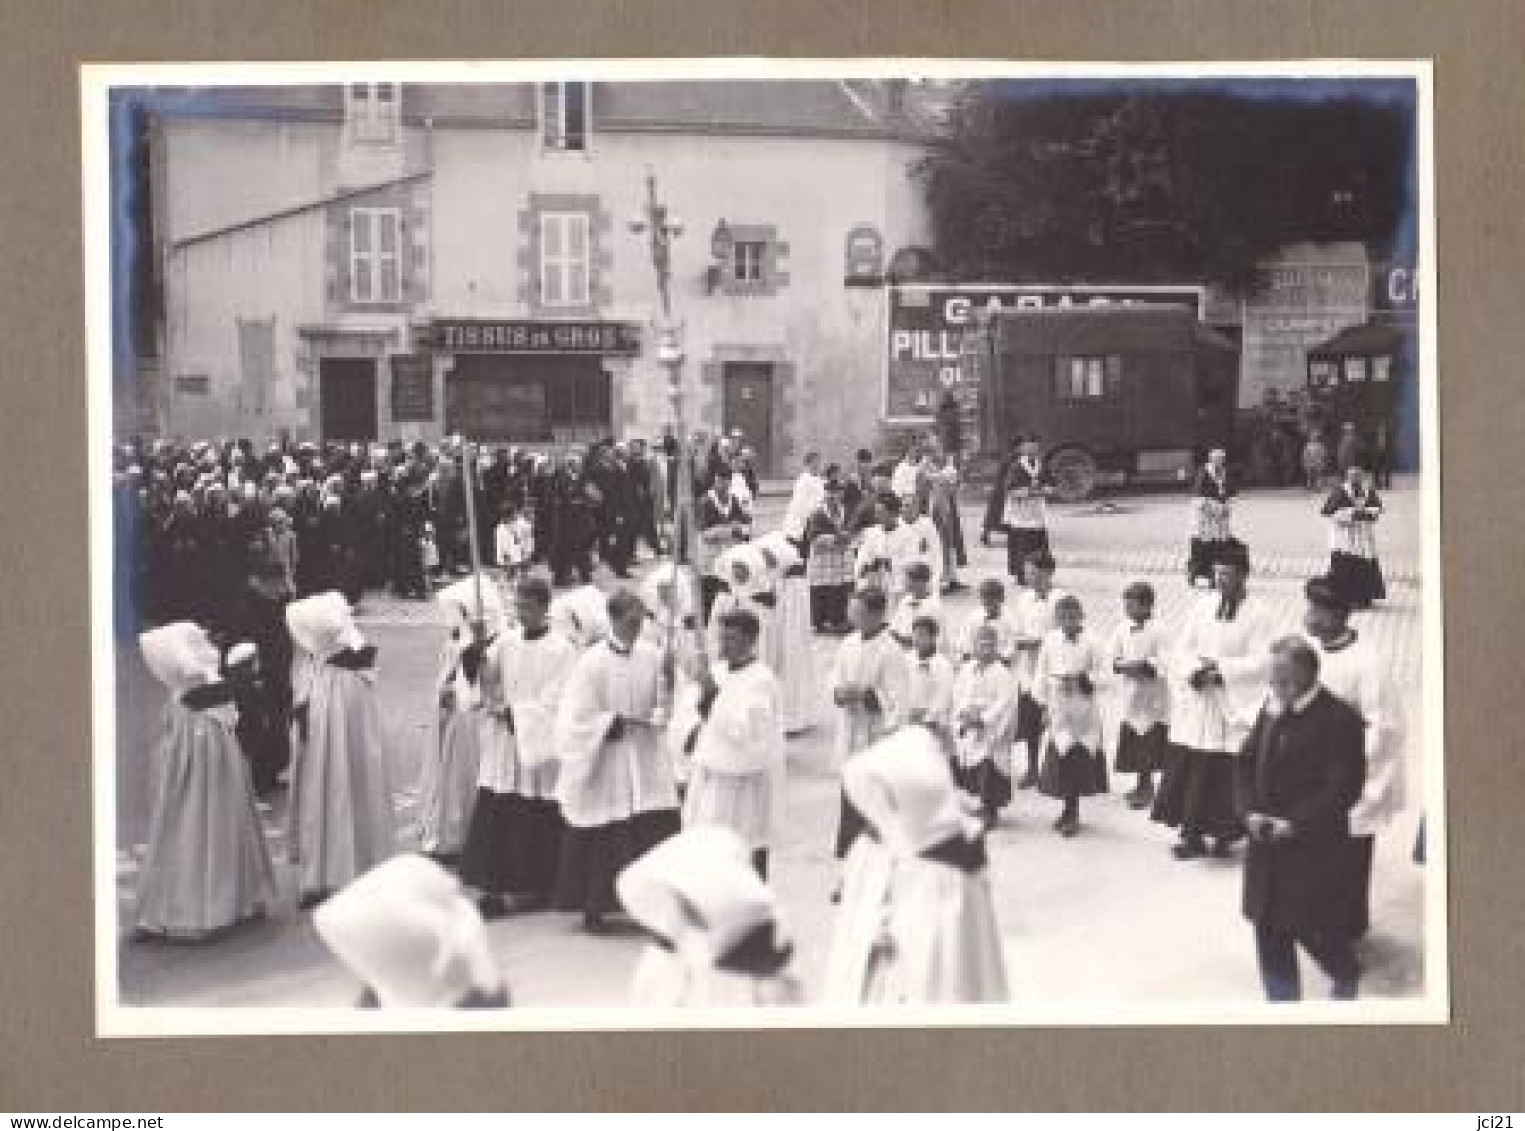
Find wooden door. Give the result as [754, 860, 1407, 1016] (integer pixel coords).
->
[721, 362, 773, 474]
[319, 357, 379, 442]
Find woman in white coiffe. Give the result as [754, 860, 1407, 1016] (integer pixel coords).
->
[824, 724, 1010, 1006]
[286, 592, 397, 909]
[312, 853, 510, 1009]
[754, 530, 814, 735]
[416, 576, 505, 862]
[135, 622, 275, 939]
[618, 825, 800, 1008]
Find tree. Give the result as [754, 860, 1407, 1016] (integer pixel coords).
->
[915, 85, 1414, 295]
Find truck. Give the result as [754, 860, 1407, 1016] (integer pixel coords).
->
[969, 304, 1240, 501]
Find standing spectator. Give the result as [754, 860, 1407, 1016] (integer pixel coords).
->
[1236, 637, 1367, 1002]
[1371, 423, 1394, 489]
[1335, 421, 1368, 476]
[1302, 429, 1329, 492]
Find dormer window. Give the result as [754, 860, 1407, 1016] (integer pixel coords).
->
[347, 83, 400, 144]
[541, 82, 590, 152]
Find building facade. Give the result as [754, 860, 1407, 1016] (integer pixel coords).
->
[149, 81, 936, 474]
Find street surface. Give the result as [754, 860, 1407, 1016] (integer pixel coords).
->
[113, 482, 1431, 1009]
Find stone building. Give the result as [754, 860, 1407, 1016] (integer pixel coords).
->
[144, 80, 939, 473]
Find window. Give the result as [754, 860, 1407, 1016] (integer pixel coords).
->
[733, 241, 767, 283]
[541, 82, 589, 152]
[1309, 359, 1336, 387]
[1344, 357, 1369, 383]
[1053, 355, 1122, 401]
[1372, 354, 1392, 382]
[540, 212, 590, 307]
[350, 207, 401, 304]
[347, 83, 399, 144]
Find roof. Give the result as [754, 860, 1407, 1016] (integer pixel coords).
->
[140, 80, 929, 140]
[989, 304, 1235, 354]
[1307, 320, 1409, 357]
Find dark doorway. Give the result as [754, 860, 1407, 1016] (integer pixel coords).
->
[319, 357, 379, 442]
[721, 362, 774, 474]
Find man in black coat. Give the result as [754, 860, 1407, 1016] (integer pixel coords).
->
[1236, 636, 1367, 1002]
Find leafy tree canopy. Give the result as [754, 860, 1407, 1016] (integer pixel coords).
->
[915, 85, 1415, 295]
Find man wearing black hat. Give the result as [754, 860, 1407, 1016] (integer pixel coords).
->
[1302, 576, 1406, 940]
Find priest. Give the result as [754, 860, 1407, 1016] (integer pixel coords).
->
[553, 588, 683, 932]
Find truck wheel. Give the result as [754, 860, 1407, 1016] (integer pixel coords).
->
[1048, 447, 1098, 502]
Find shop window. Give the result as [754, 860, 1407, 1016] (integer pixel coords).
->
[1344, 357, 1369, 383]
[540, 212, 591, 307]
[350, 207, 401, 304]
[541, 82, 590, 152]
[545, 370, 610, 424]
[1053, 355, 1122, 401]
[346, 83, 400, 144]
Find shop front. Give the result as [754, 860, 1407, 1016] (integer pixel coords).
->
[413, 317, 642, 446]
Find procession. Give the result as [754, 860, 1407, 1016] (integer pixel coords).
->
[114, 425, 1424, 1011]
[99, 74, 1432, 1019]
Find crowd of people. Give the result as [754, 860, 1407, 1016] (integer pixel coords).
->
[123, 422, 1415, 1009]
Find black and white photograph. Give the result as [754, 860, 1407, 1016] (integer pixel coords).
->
[84, 59, 1441, 1032]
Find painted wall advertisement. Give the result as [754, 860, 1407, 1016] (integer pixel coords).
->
[1239, 259, 1371, 407]
[884, 284, 1206, 421]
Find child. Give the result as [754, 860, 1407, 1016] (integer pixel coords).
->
[135, 623, 275, 939]
[950, 623, 1017, 826]
[905, 616, 955, 734]
[312, 854, 510, 1008]
[1012, 552, 1067, 789]
[1108, 581, 1171, 809]
[890, 561, 946, 650]
[953, 577, 1018, 664]
[1033, 594, 1108, 836]
[494, 501, 534, 583]
[824, 725, 1009, 1005]
[285, 592, 398, 908]
[420, 521, 441, 586]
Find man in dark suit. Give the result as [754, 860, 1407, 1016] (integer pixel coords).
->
[1236, 636, 1368, 1002]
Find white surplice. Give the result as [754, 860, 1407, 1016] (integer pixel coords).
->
[682, 659, 788, 851]
[1167, 593, 1276, 755]
[827, 627, 910, 767]
[854, 522, 926, 597]
[1311, 631, 1406, 836]
[950, 658, 1017, 774]
[554, 639, 680, 828]
[478, 625, 580, 800]
[1032, 628, 1106, 751]
[906, 651, 956, 731]
[1010, 586, 1069, 692]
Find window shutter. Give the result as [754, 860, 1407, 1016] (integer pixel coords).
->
[542, 83, 563, 148]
